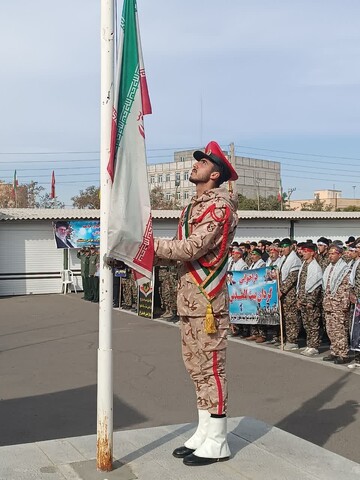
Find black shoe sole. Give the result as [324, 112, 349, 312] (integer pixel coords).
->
[183, 453, 230, 466]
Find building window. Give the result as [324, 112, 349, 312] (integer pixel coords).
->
[158, 174, 163, 183]
[184, 171, 189, 181]
[176, 192, 181, 200]
[150, 176, 155, 184]
[166, 173, 170, 182]
[184, 191, 189, 200]
[180, 156, 185, 162]
[166, 193, 171, 201]
[175, 172, 181, 184]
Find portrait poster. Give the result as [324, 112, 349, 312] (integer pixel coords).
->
[350, 301, 360, 352]
[138, 281, 154, 319]
[53, 220, 100, 249]
[227, 266, 280, 325]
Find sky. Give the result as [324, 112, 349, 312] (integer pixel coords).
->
[1, 0, 360, 206]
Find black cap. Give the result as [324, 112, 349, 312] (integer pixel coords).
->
[301, 242, 317, 252]
[346, 236, 355, 245]
[317, 237, 329, 246]
[279, 238, 292, 247]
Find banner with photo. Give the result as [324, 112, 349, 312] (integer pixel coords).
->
[53, 220, 100, 249]
[227, 266, 280, 325]
[350, 301, 360, 352]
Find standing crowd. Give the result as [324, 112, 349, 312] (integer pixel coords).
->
[228, 236, 360, 368]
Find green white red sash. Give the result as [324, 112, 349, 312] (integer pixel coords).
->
[178, 204, 229, 301]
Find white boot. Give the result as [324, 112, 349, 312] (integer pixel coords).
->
[183, 416, 230, 465]
[184, 409, 210, 449]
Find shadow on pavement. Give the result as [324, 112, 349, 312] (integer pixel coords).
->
[276, 372, 359, 447]
[0, 384, 147, 446]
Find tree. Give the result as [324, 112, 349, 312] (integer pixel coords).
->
[150, 186, 180, 209]
[36, 193, 65, 209]
[339, 205, 360, 212]
[72, 186, 100, 209]
[237, 193, 289, 211]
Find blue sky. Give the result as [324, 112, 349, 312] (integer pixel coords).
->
[1, 0, 360, 206]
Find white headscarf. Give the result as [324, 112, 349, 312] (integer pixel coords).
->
[323, 258, 350, 294]
[296, 258, 323, 293]
[281, 250, 301, 281]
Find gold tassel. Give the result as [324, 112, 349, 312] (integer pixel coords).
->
[205, 303, 217, 334]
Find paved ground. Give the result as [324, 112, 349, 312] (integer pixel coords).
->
[0, 293, 359, 466]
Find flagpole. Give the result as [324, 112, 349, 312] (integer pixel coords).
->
[97, 0, 114, 472]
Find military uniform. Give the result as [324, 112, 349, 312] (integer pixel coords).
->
[279, 249, 302, 346]
[155, 187, 238, 416]
[77, 249, 91, 300]
[122, 267, 137, 309]
[323, 259, 350, 360]
[297, 260, 322, 349]
[88, 248, 99, 302]
[158, 266, 177, 318]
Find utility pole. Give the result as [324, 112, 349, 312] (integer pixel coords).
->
[255, 177, 261, 211]
[229, 142, 236, 194]
[287, 187, 296, 210]
[353, 185, 356, 199]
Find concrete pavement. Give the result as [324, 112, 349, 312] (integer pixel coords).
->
[2, 417, 360, 480]
[0, 293, 360, 477]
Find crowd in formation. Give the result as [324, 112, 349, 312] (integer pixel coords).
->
[227, 236, 360, 368]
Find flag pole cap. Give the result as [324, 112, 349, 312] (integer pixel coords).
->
[193, 141, 238, 182]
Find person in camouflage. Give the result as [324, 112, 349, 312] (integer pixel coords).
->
[88, 246, 99, 302]
[122, 267, 137, 310]
[77, 247, 91, 301]
[296, 243, 323, 357]
[158, 266, 177, 318]
[322, 244, 351, 364]
[154, 141, 238, 466]
[317, 237, 330, 272]
[348, 239, 360, 368]
[278, 238, 302, 350]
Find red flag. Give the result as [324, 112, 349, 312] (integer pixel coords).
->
[51, 170, 56, 199]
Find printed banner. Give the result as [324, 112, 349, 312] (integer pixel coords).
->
[227, 266, 280, 325]
[350, 302, 360, 352]
[138, 281, 154, 319]
[53, 220, 100, 249]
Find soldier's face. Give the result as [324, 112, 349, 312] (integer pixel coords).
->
[269, 249, 279, 260]
[302, 250, 314, 261]
[328, 248, 341, 264]
[190, 158, 219, 184]
[317, 244, 326, 254]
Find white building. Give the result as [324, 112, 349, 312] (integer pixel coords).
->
[147, 147, 281, 207]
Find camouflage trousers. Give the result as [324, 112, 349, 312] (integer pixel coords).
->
[324, 310, 349, 357]
[180, 314, 229, 415]
[282, 297, 301, 343]
[299, 306, 321, 349]
[161, 274, 177, 312]
[122, 277, 137, 307]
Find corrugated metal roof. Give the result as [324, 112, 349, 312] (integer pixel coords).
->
[0, 208, 100, 221]
[0, 208, 360, 221]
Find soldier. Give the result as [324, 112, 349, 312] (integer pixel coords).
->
[266, 244, 283, 268]
[154, 141, 238, 466]
[77, 247, 91, 301]
[322, 244, 351, 364]
[296, 243, 323, 356]
[317, 237, 330, 271]
[278, 238, 302, 350]
[348, 240, 360, 369]
[246, 248, 266, 342]
[228, 246, 248, 271]
[122, 266, 137, 310]
[158, 266, 177, 319]
[88, 245, 99, 302]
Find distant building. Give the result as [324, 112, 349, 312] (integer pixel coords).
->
[289, 189, 360, 211]
[147, 147, 281, 206]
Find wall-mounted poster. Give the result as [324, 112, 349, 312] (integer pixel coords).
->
[53, 220, 100, 249]
[227, 266, 280, 325]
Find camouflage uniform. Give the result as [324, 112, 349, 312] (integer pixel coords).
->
[88, 249, 99, 302]
[122, 268, 137, 309]
[155, 187, 238, 415]
[280, 257, 301, 344]
[77, 249, 91, 300]
[158, 266, 177, 317]
[317, 253, 330, 272]
[323, 264, 351, 358]
[297, 262, 322, 348]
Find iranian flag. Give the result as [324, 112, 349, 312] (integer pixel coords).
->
[107, 0, 153, 283]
